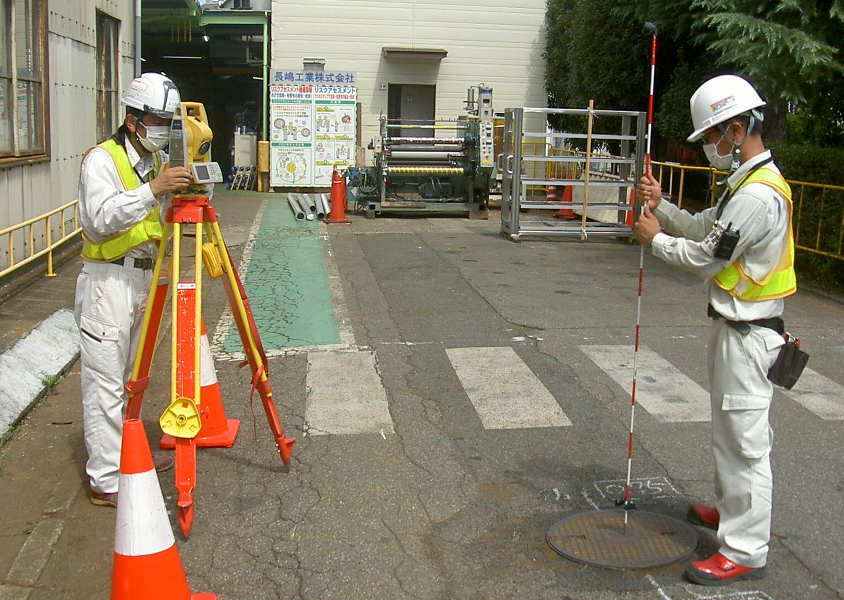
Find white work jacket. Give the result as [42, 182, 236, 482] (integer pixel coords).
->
[78, 137, 167, 259]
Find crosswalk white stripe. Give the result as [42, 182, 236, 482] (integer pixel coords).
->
[579, 345, 711, 423]
[780, 367, 844, 420]
[305, 350, 394, 436]
[446, 346, 572, 429]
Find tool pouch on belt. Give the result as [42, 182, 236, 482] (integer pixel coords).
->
[767, 334, 809, 390]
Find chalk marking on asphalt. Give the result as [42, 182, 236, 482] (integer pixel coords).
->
[649, 574, 775, 600]
[780, 367, 844, 420]
[304, 350, 394, 436]
[4, 519, 64, 587]
[446, 346, 572, 429]
[593, 476, 679, 501]
[683, 587, 773, 600]
[579, 345, 711, 422]
[580, 490, 600, 511]
[646, 574, 673, 600]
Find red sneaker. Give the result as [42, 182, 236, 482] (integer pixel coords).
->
[687, 504, 719, 530]
[686, 552, 766, 586]
[90, 491, 118, 508]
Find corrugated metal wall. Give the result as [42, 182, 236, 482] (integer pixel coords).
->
[271, 0, 547, 153]
[0, 0, 135, 265]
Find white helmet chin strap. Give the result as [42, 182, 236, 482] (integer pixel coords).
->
[718, 113, 757, 173]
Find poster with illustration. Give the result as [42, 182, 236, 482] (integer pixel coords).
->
[269, 71, 356, 187]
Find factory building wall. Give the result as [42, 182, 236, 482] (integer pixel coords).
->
[1, 0, 135, 257]
[271, 0, 547, 159]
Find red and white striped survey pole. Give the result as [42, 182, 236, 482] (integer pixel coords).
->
[619, 21, 658, 527]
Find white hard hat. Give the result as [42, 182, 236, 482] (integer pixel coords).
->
[121, 73, 181, 120]
[687, 74, 766, 142]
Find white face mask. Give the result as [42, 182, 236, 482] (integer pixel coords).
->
[702, 134, 734, 171]
[138, 124, 171, 152]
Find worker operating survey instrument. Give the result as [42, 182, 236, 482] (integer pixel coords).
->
[124, 102, 294, 537]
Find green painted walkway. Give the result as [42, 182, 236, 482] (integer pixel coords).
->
[222, 196, 340, 352]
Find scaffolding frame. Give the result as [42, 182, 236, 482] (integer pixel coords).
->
[499, 106, 646, 241]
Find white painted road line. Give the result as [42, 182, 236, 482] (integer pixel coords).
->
[579, 345, 711, 423]
[446, 346, 572, 430]
[305, 350, 394, 436]
[781, 367, 844, 420]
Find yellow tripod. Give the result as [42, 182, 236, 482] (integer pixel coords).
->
[125, 192, 294, 537]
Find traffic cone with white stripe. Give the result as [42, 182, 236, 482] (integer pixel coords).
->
[160, 320, 239, 449]
[111, 419, 215, 600]
[327, 165, 350, 224]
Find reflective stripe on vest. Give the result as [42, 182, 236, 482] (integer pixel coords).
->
[81, 139, 163, 262]
[713, 168, 797, 301]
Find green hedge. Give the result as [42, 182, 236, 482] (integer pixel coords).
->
[768, 142, 844, 293]
[768, 142, 844, 187]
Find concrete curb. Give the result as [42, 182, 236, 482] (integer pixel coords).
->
[0, 309, 79, 443]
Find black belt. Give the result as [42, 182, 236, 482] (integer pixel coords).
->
[110, 257, 154, 270]
[707, 303, 784, 335]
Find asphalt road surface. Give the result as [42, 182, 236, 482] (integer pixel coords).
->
[1, 190, 843, 600]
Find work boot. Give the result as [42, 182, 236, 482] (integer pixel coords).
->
[687, 504, 719, 530]
[90, 491, 118, 508]
[153, 452, 174, 472]
[686, 552, 766, 586]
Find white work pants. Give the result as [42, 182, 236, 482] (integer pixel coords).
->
[708, 319, 784, 568]
[74, 261, 153, 494]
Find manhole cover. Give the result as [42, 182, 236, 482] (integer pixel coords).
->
[547, 509, 699, 569]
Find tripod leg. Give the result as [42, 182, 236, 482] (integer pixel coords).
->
[175, 436, 196, 537]
[210, 220, 294, 470]
[168, 220, 201, 537]
[126, 223, 172, 419]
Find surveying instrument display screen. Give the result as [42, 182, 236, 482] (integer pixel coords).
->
[191, 162, 223, 184]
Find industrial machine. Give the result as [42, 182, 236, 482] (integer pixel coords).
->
[348, 84, 495, 218]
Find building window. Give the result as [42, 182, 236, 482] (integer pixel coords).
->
[96, 12, 120, 142]
[0, 0, 47, 161]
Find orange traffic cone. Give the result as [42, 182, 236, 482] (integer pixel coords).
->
[327, 166, 351, 224]
[111, 419, 216, 600]
[160, 320, 239, 450]
[546, 185, 557, 202]
[625, 187, 637, 227]
[552, 177, 576, 220]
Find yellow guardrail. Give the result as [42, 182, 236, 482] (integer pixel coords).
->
[790, 180, 844, 261]
[653, 160, 844, 263]
[0, 200, 82, 280]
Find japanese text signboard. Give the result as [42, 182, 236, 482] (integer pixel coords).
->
[269, 70, 356, 187]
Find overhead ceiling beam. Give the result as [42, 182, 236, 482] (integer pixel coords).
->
[199, 11, 268, 26]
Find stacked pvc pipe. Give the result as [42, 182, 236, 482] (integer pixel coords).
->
[287, 194, 305, 220]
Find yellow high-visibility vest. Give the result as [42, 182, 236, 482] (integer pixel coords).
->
[81, 139, 163, 262]
[713, 168, 796, 301]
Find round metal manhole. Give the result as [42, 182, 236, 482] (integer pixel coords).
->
[547, 509, 699, 569]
